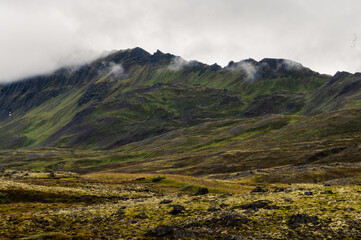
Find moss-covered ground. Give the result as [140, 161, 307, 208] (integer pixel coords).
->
[0, 170, 360, 239]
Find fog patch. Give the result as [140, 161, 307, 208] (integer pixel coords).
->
[237, 62, 258, 80]
[168, 56, 188, 71]
[109, 62, 124, 78]
[227, 60, 258, 80]
[279, 59, 303, 71]
[98, 62, 125, 79]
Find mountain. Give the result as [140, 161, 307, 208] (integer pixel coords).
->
[0, 47, 360, 175]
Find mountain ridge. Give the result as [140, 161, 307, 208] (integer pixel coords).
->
[0, 47, 360, 175]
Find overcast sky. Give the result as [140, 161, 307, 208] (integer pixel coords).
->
[1, 0, 361, 83]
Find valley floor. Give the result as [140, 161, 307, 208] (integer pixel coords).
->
[0, 170, 360, 239]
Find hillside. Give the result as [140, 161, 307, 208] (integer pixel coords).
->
[0, 47, 360, 176]
[1, 48, 361, 239]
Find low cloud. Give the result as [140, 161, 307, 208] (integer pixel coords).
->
[168, 56, 188, 71]
[278, 59, 303, 71]
[227, 61, 258, 80]
[109, 62, 124, 78]
[227, 58, 304, 81]
[97, 61, 125, 79]
[237, 62, 258, 80]
[1, 0, 361, 83]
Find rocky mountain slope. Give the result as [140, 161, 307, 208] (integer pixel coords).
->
[0, 47, 360, 174]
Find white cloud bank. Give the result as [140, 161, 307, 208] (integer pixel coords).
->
[1, 0, 361, 83]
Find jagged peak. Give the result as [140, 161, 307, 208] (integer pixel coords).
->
[259, 58, 303, 69]
[240, 58, 257, 64]
[103, 47, 180, 68]
[4, 47, 325, 86]
[227, 58, 257, 68]
[210, 63, 221, 71]
[153, 49, 164, 55]
[128, 47, 151, 55]
[150, 49, 175, 65]
[102, 49, 311, 77]
[107, 47, 151, 59]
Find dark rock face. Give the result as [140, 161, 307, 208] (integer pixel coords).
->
[194, 187, 209, 195]
[110, 47, 176, 69]
[109, 47, 151, 70]
[226, 58, 306, 81]
[287, 214, 319, 228]
[150, 50, 175, 66]
[210, 63, 222, 71]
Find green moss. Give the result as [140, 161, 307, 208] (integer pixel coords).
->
[1, 173, 359, 239]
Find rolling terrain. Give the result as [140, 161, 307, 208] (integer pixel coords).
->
[0, 48, 360, 239]
[0, 170, 360, 239]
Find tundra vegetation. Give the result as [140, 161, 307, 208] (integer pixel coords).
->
[0, 170, 360, 239]
[0, 48, 360, 239]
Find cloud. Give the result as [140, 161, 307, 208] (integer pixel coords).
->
[228, 61, 258, 80]
[168, 56, 188, 71]
[227, 58, 304, 81]
[97, 61, 125, 79]
[1, 0, 361, 83]
[280, 60, 303, 71]
[109, 62, 124, 78]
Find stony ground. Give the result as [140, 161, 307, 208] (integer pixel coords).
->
[0, 170, 360, 239]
